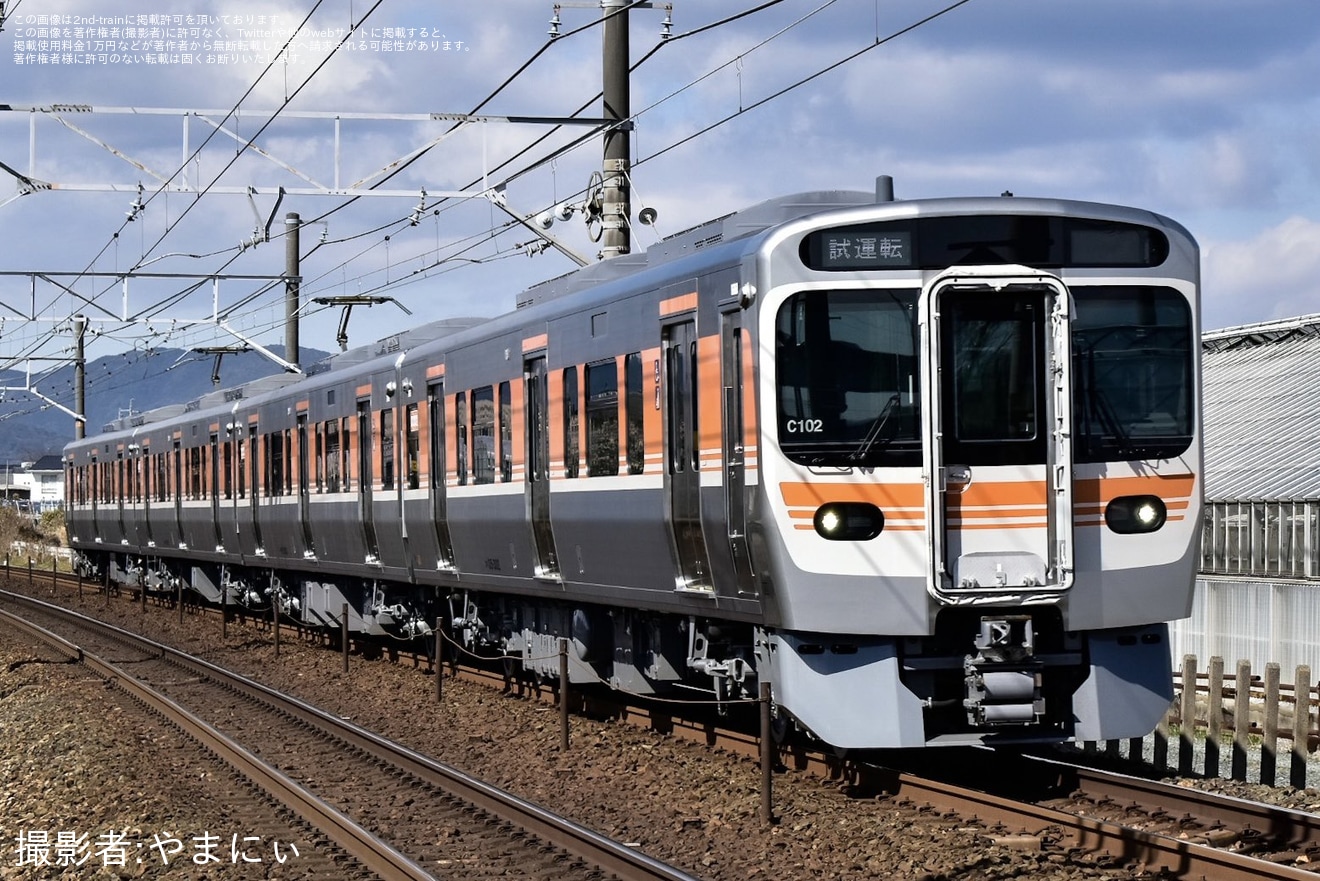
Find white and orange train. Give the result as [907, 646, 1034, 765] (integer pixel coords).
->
[65, 180, 1202, 748]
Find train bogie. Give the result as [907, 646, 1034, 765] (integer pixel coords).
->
[66, 182, 1201, 750]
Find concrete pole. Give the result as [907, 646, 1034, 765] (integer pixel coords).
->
[285, 213, 301, 368]
[600, 0, 631, 258]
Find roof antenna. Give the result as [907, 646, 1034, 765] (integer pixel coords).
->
[875, 175, 894, 203]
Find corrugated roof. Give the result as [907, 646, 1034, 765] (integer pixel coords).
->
[1202, 313, 1320, 501]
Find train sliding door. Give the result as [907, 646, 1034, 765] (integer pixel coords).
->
[921, 269, 1074, 599]
[664, 319, 713, 592]
[427, 382, 455, 569]
[524, 356, 560, 578]
[357, 400, 380, 564]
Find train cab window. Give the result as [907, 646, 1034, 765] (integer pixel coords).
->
[775, 289, 921, 467]
[471, 386, 495, 485]
[563, 367, 580, 479]
[499, 382, 512, 483]
[406, 404, 421, 490]
[1071, 285, 1193, 462]
[586, 360, 619, 477]
[625, 352, 644, 474]
[381, 408, 396, 491]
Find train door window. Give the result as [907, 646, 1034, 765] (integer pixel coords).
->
[340, 416, 352, 491]
[499, 381, 512, 482]
[381, 408, 396, 491]
[472, 386, 495, 485]
[236, 437, 246, 499]
[284, 430, 293, 495]
[187, 447, 200, 499]
[248, 427, 260, 503]
[325, 420, 341, 492]
[427, 385, 444, 489]
[625, 352, 644, 474]
[455, 391, 468, 485]
[313, 423, 323, 492]
[666, 341, 695, 473]
[563, 367, 580, 479]
[172, 443, 182, 503]
[223, 438, 233, 499]
[586, 360, 619, 476]
[406, 404, 420, 489]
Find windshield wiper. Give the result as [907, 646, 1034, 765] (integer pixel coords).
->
[849, 394, 902, 464]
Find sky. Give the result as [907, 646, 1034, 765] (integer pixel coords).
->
[1, 0, 1319, 396]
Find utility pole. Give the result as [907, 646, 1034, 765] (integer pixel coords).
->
[601, 0, 631, 258]
[74, 315, 86, 440]
[284, 212, 300, 369]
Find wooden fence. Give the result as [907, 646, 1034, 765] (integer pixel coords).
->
[1084, 655, 1315, 788]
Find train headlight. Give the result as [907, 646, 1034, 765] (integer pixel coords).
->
[1104, 495, 1167, 534]
[813, 503, 884, 541]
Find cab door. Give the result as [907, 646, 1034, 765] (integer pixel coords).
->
[921, 268, 1074, 600]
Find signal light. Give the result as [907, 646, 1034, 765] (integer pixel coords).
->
[1105, 495, 1167, 534]
[813, 502, 884, 541]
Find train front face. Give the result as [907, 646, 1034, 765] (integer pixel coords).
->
[755, 199, 1201, 748]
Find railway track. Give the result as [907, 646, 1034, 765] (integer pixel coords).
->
[9, 575, 1320, 880]
[0, 588, 700, 881]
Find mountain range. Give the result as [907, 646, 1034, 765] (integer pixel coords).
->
[0, 345, 328, 460]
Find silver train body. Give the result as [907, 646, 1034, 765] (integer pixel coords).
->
[65, 184, 1202, 748]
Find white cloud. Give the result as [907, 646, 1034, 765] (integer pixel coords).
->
[1203, 216, 1320, 330]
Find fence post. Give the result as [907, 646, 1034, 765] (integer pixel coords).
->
[1262, 663, 1281, 785]
[1207, 656, 1224, 778]
[760, 680, 774, 825]
[435, 617, 444, 705]
[1232, 660, 1251, 781]
[559, 638, 570, 752]
[341, 602, 350, 674]
[1179, 654, 1197, 776]
[1292, 665, 1312, 790]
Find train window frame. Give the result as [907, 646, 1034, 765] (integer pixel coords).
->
[471, 385, 495, 485]
[563, 366, 580, 479]
[1071, 284, 1194, 462]
[381, 407, 396, 492]
[774, 287, 922, 468]
[625, 352, 644, 475]
[325, 419, 341, 493]
[586, 358, 620, 477]
[455, 391, 468, 486]
[499, 381, 512, 483]
[406, 403, 421, 490]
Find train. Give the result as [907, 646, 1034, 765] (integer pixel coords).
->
[65, 177, 1202, 749]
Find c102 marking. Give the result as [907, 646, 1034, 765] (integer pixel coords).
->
[784, 418, 824, 433]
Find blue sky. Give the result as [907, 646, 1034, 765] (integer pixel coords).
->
[2, 0, 1318, 373]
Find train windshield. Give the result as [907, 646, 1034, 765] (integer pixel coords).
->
[775, 289, 922, 467]
[1072, 285, 1194, 462]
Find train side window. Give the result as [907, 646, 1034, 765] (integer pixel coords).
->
[499, 381, 512, 483]
[563, 367, 579, 479]
[381, 408, 396, 491]
[325, 420, 341, 492]
[456, 391, 468, 486]
[472, 385, 495, 485]
[314, 423, 323, 493]
[625, 352, 644, 475]
[586, 359, 619, 476]
[406, 403, 420, 489]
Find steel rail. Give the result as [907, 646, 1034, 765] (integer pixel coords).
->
[0, 605, 435, 881]
[867, 764, 1320, 881]
[0, 589, 700, 881]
